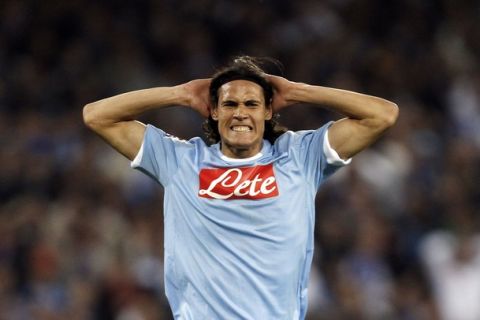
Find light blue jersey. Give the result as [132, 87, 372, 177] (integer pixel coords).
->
[131, 122, 349, 319]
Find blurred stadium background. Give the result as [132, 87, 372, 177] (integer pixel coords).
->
[1, 0, 480, 319]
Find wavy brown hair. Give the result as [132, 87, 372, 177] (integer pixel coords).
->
[203, 56, 287, 144]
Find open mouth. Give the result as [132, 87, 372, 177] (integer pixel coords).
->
[230, 125, 253, 132]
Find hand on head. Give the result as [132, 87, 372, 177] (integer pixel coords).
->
[182, 75, 297, 118]
[182, 78, 212, 118]
[265, 74, 296, 112]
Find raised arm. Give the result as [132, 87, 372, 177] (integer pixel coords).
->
[83, 79, 211, 160]
[267, 75, 398, 159]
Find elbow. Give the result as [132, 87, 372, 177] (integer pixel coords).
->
[378, 101, 399, 129]
[82, 102, 101, 130]
[82, 103, 94, 128]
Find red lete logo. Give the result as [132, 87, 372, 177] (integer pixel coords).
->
[198, 164, 279, 200]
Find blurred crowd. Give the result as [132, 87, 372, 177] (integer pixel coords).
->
[1, 0, 480, 319]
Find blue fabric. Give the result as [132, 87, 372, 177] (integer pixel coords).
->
[132, 122, 345, 319]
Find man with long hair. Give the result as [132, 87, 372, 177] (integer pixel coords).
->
[83, 56, 398, 319]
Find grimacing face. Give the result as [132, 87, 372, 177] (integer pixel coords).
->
[211, 80, 272, 158]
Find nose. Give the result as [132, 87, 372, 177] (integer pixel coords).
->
[233, 105, 248, 119]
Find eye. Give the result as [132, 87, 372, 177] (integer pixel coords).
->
[245, 100, 260, 107]
[222, 100, 237, 107]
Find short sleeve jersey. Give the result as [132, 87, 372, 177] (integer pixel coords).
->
[131, 122, 349, 319]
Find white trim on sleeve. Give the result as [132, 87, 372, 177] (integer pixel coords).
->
[130, 141, 145, 168]
[323, 129, 352, 166]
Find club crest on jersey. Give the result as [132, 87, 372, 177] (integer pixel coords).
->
[199, 164, 279, 200]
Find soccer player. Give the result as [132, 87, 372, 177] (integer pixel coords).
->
[83, 56, 398, 319]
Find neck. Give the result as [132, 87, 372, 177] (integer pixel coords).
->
[220, 142, 262, 159]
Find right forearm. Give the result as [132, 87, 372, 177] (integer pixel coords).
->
[83, 85, 186, 126]
[82, 79, 210, 161]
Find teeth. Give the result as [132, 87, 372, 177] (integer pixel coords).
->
[232, 126, 251, 132]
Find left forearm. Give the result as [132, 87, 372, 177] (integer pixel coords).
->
[286, 83, 398, 124]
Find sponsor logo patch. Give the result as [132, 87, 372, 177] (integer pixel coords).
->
[199, 164, 279, 200]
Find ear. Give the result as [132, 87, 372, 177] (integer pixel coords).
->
[211, 108, 218, 120]
[265, 105, 272, 120]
